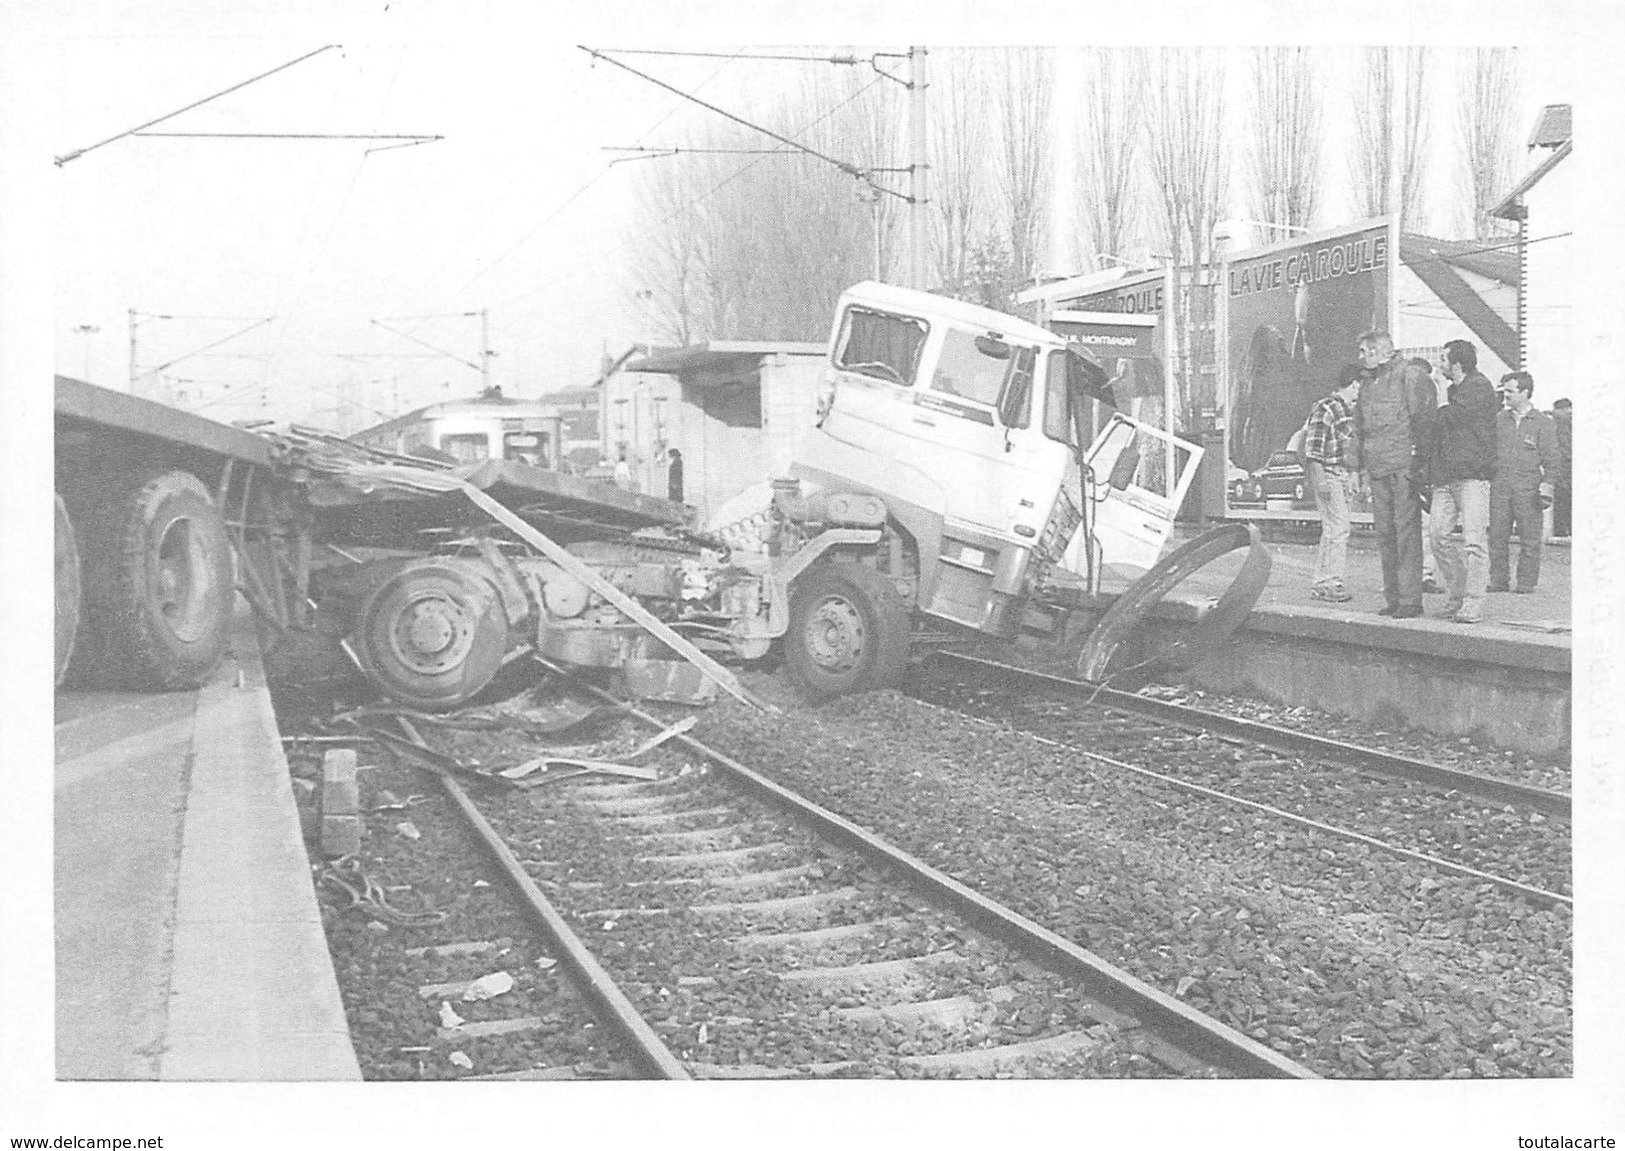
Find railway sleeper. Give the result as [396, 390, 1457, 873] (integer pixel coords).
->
[468, 1064, 637, 1081]
[566, 792, 707, 815]
[435, 1016, 549, 1042]
[565, 775, 695, 801]
[777, 949, 968, 992]
[633, 842, 798, 870]
[689, 1061, 864, 1080]
[610, 805, 737, 829]
[832, 987, 1016, 1029]
[730, 915, 911, 953]
[901, 1029, 1104, 1076]
[690, 887, 861, 923]
[636, 863, 827, 891]
[624, 823, 766, 850]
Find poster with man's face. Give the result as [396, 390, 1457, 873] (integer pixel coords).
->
[1224, 221, 1392, 477]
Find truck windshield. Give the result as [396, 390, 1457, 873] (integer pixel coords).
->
[933, 328, 1030, 407]
[834, 306, 927, 386]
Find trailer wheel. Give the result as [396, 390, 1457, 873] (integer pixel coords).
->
[784, 561, 911, 701]
[55, 495, 82, 688]
[77, 470, 234, 691]
[354, 559, 512, 711]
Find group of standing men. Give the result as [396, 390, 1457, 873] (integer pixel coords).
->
[1301, 330, 1565, 624]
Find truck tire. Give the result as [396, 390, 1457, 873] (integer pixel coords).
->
[75, 470, 234, 691]
[784, 561, 911, 702]
[55, 494, 81, 688]
[353, 558, 512, 711]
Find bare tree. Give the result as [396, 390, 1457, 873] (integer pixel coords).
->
[1349, 47, 1429, 227]
[1457, 48, 1523, 239]
[991, 48, 1055, 298]
[1142, 48, 1230, 429]
[627, 137, 712, 345]
[1247, 48, 1323, 231]
[928, 49, 989, 294]
[1075, 48, 1148, 272]
[628, 65, 895, 342]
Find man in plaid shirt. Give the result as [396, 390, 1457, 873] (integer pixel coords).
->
[1304, 363, 1366, 601]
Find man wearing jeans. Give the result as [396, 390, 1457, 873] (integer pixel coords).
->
[1304, 363, 1365, 602]
[1356, 331, 1437, 618]
[1427, 339, 1499, 623]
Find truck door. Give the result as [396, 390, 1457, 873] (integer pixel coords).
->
[1064, 410, 1204, 583]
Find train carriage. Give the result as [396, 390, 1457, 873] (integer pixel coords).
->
[349, 387, 569, 472]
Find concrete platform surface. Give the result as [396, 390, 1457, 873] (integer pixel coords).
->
[1091, 525, 1572, 754]
[54, 616, 360, 1081]
[1143, 525, 1571, 668]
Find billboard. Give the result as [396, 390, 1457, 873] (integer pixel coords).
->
[1222, 219, 1393, 513]
[1062, 271, 1168, 400]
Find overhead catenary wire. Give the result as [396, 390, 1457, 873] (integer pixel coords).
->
[131, 131, 442, 143]
[594, 45, 915, 88]
[475, 73, 887, 316]
[54, 45, 341, 166]
[584, 48, 877, 64]
[138, 316, 276, 377]
[1413, 230, 1572, 259]
[579, 45, 912, 203]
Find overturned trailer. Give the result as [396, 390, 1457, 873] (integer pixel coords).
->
[55, 283, 1270, 713]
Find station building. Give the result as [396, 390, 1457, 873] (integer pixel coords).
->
[606, 341, 826, 526]
[1491, 105, 1574, 399]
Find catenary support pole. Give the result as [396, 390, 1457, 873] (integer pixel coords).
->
[909, 46, 928, 290]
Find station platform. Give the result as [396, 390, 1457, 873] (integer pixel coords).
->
[53, 613, 359, 1081]
[1085, 523, 1572, 755]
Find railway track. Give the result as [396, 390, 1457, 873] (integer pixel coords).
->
[908, 651, 1571, 909]
[344, 690, 1319, 1080]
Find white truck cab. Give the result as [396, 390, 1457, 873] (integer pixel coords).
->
[784, 282, 1201, 654]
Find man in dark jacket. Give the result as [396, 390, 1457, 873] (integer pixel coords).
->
[1356, 331, 1437, 618]
[1489, 372, 1561, 593]
[1427, 339, 1498, 623]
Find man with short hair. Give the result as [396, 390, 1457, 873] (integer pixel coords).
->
[1304, 363, 1365, 602]
[1427, 339, 1498, 623]
[1489, 372, 1560, 593]
[1355, 331, 1437, 618]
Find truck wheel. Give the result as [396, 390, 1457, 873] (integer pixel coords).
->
[784, 562, 911, 701]
[55, 494, 81, 688]
[77, 470, 234, 691]
[353, 559, 512, 711]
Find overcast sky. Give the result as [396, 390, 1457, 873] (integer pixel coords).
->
[6, 1, 1625, 1146]
[17, 8, 1587, 432]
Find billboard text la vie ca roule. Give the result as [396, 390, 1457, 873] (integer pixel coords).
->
[1225, 220, 1392, 475]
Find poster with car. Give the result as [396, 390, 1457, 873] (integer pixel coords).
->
[1222, 218, 1394, 517]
